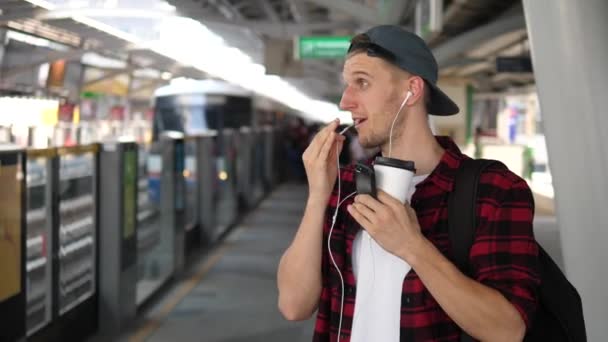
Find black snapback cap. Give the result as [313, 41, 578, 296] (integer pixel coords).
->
[348, 25, 459, 116]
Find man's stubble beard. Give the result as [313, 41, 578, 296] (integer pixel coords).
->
[358, 128, 387, 150]
[359, 90, 402, 150]
[359, 105, 403, 149]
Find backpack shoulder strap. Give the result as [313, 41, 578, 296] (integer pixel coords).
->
[448, 158, 499, 274]
[449, 158, 502, 342]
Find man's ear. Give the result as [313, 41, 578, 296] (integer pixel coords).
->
[407, 76, 426, 105]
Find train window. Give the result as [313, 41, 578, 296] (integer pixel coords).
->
[222, 96, 252, 128]
[156, 106, 183, 132]
[153, 93, 253, 140]
[183, 106, 208, 134]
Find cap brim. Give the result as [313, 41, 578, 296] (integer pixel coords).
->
[427, 82, 460, 116]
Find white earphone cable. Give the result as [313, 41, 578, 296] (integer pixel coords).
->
[328, 140, 357, 341]
[388, 91, 412, 158]
[330, 95, 411, 339]
[327, 90, 410, 339]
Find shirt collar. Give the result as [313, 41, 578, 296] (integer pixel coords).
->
[367, 136, 464, 193]
[424, 136, 464, 192]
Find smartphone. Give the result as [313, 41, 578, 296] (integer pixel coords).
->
[355, 162, 377, 199]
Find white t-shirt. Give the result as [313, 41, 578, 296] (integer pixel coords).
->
[350, 174, 429, 342]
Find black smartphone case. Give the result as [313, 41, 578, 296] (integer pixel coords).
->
[355, 163, 377, 199]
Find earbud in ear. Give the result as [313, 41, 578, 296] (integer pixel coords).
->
[405, 90, 413, 104]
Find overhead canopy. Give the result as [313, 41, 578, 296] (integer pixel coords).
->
[0, 0, 533, 121]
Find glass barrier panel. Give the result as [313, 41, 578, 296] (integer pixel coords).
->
[25, 155, 53, 335]
[184, 139, 198, 231]
[214, 133, 237, 232]
[135, 144, 173, 305]
[57, 151, 96, 315]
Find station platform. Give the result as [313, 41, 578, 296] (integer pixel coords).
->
[94, 183, 562, 342]
[115, 183, 315, 342]
[1, 0, 605, 338]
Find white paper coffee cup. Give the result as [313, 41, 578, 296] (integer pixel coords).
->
[373, 157, 416, 204]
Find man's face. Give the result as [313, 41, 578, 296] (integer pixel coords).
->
[340, 53, 405, 149]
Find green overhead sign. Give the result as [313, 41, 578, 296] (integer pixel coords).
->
[296, 36, 351, 59]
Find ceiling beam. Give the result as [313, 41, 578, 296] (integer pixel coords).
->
[84, 65, 138, 86]
[2, 49, 87, 79]
[455, 61, 493, 77]
[381, 0, 412, 24]
[217, 0, 245, 20]
[129, 78, 167, 93]
[85, 58, 174, 86]
[433, 14, 526, 67]
[0, 7, 47, 22]
[440, 57, 487, 69]
[466, 29, 527, 58]
[0, 1, 35, 11]
[288, 0, 308, 23]
[247, 20, 354, 37]
[259, 0, 280, 23]
[303, 0, 379, 24]
[442, 0, 470, 26]
[474, 84, 536, 100]
[175, 7, 353, 38]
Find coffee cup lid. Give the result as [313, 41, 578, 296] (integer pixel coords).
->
[374, 156, 416, 172]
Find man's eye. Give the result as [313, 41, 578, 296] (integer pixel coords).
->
[357, 79, 369, 89]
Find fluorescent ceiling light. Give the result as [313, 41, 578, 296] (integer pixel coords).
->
[24, 0, 55, 10]
[81, 52, 127, 69]
[26, 0, 345, 123]
[133, 68, 161, 79]
[156, 2, 176, 12]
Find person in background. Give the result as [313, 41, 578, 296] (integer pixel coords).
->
[474, 125, 483, 159]
[285, 117, 309, 182]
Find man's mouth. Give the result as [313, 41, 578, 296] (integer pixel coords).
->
[354, 118, 367, 127]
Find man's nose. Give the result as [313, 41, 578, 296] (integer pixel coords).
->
[339, 87, 357, 111]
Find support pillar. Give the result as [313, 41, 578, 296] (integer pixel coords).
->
[523, 1, 608, 340]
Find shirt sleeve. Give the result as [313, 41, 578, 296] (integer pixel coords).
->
[470, 176, 541, 329]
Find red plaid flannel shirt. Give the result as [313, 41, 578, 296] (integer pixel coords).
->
[313, 136, 540, 341]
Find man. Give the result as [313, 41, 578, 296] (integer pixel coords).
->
[277, 25, 540, 342]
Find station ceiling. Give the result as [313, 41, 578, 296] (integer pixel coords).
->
[168, 0, 531, 98]
[0, 0, 534, 105]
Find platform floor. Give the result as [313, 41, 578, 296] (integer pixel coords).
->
[125, 184, 315, 342]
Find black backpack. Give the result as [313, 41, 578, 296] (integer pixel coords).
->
[448, 158, 587, 342]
